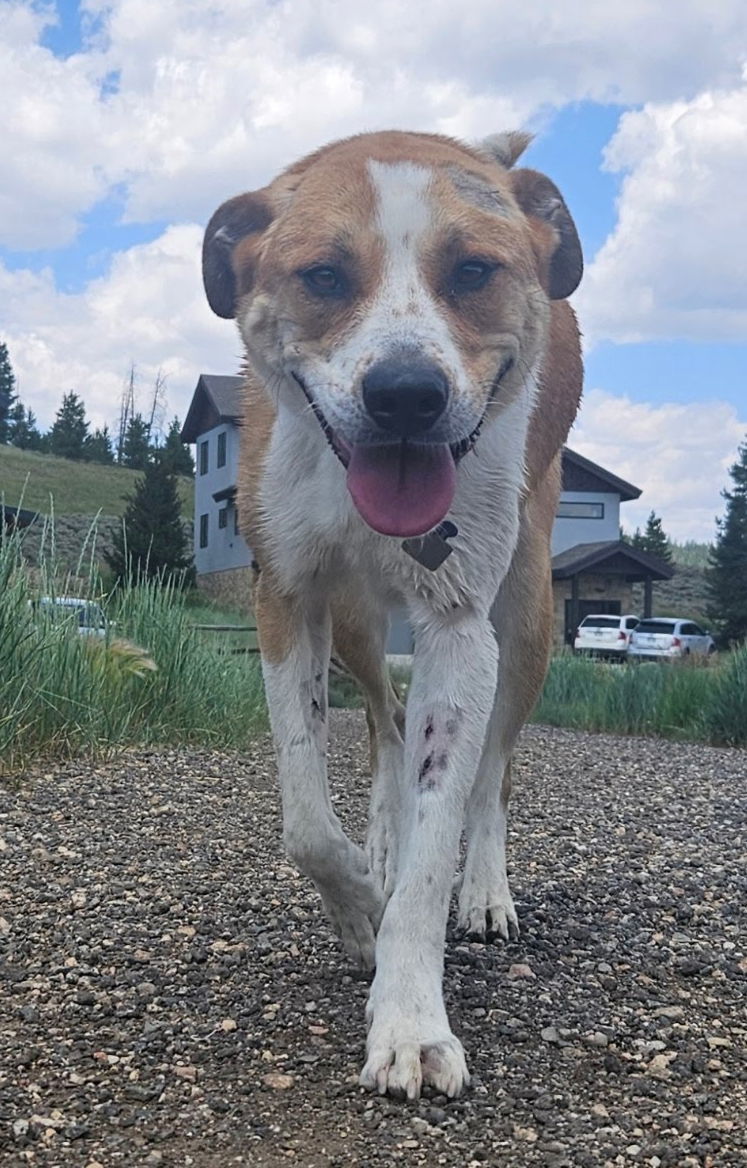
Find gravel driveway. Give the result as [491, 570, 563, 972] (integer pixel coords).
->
[1, 712, 746, 1167]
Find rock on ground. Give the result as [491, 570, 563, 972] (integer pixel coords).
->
[1, 713, 746, 1166]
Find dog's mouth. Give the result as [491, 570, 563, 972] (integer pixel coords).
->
[293, 374, 485, 538]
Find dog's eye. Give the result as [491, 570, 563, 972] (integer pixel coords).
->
[451, 260, 496, 293]
[302, 266, 345, 297]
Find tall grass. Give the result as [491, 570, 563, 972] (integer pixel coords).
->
[533, 651, 747, 746]
[0, 522, 266, 775]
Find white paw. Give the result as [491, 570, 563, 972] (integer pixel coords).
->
[360, 1031, 469, 1100]
[457, 874, 519, 942]
[318, 881, 384, 971]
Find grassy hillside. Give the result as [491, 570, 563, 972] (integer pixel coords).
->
[0, 445, 194, 519]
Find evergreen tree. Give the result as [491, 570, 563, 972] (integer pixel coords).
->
[706, 437, 747, 647]
[0, 342, 18, 444]
[105, 452, 194, 585]
[48, 391, 90, 460]
[631, 510, 673, 564]
[161, 416, 194, 477]
[8, 402, 44, 450]
[121, 412, 151, 469]
[86, 425, 115, 465]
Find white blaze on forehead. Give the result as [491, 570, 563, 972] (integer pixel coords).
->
[368, 159, 434, 264]
[363, 158, 470, 392]
[364, 158, 453, 344]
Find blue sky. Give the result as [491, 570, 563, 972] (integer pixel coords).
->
[1, 0, 746, 539]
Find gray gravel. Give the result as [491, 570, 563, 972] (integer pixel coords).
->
[1, 713, 746, 1167]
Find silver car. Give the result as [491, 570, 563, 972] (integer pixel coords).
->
[573, 613, 640, 658]
[627, 617, 716, 661]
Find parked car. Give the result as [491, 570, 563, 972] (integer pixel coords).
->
[627, 617, 716, 661]
[32, 596, 108, 638]
[573, 613, 640, 658]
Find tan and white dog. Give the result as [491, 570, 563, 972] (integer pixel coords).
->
[202, 130, 583, 1100]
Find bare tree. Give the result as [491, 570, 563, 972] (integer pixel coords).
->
[146, 368, 168, 445]
[116, 363, 137, 464]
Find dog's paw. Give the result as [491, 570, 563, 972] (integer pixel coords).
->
[456, 878, 519, 943]
[319, 882, 384, 972]
[360, 1033, 469, 1100]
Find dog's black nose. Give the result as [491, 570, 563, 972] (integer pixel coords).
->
[362, 359, 449, 438]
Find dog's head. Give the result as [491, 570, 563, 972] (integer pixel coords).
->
[203, 130, 582, 537]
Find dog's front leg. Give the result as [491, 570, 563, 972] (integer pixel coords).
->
[256, 575, 384, 970]
[360, 605, 498, 1098]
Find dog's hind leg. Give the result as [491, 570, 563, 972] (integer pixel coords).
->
[256, 571, 384, 970]
[457, 464, 558, 941]
[331, 595, 405, 898]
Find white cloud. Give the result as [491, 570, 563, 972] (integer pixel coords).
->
[578, 72, 747, 343]
[2, 0, 747, 245]
[1, 225, 238, 432]
[0, 4, 112, 248]
[570, 388, 746, 541]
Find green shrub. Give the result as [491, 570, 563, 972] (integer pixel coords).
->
[533, 652, 742, 746]
[698, 643, 747, 746]
[0, 521, 266, 774]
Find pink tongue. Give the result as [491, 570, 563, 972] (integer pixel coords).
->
[346, 443, 456, 537]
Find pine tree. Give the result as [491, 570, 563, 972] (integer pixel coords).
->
[706, 437, 747, 647]
[48, 391, 90, 460]
[105, 452, 194, 585]
[631, 510, 673, 564]
[121, 413, 151, 470]
[85, 425, 115, 465]
[8, 402, 43, 450]
[161, 416, 194, 477]
[0, 342, 18, 444]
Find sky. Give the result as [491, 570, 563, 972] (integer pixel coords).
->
[1, 0, 746, 541]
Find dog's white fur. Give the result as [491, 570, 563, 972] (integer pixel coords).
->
[202, 130, 583, 1099]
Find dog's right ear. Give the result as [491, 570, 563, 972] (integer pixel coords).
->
[202, 192, 274, 319]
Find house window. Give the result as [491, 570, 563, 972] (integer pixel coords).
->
[217, 431, 226, 468]
[556, 501, 605, 519]
[199, 513, 209, 548]
[199, 439, 209, 476]
[218, 507, 228, 530]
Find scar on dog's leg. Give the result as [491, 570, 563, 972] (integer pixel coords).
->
[459, 466, 558, 941]
[332, 596, 405, 897]
[256, 572, 383, 969]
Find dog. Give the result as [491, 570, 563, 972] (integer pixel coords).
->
[202, 130, 583, 1100]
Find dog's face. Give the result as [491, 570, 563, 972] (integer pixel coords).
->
[203, 131, 582, 537]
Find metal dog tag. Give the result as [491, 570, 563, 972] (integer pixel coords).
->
[402, 521, 458, 571]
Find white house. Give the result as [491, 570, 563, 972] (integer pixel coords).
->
[182, 375, 672, 646]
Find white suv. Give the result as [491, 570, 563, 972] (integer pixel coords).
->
[573, 613, 640, 658]
[628, 618, 716, 661]
[33, 597, 108, 638]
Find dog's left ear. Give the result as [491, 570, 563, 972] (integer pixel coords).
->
[509, 169, 583, 300]
[202, 192, 274, 319]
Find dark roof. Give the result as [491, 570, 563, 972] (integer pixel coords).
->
[561, 448, 641, 502]
[552, 540, 674, 581]
[180, 374, 244, 443]
[1, 503, 38, 530]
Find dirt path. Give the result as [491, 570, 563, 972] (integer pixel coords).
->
[1, 713, 746, 1166]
